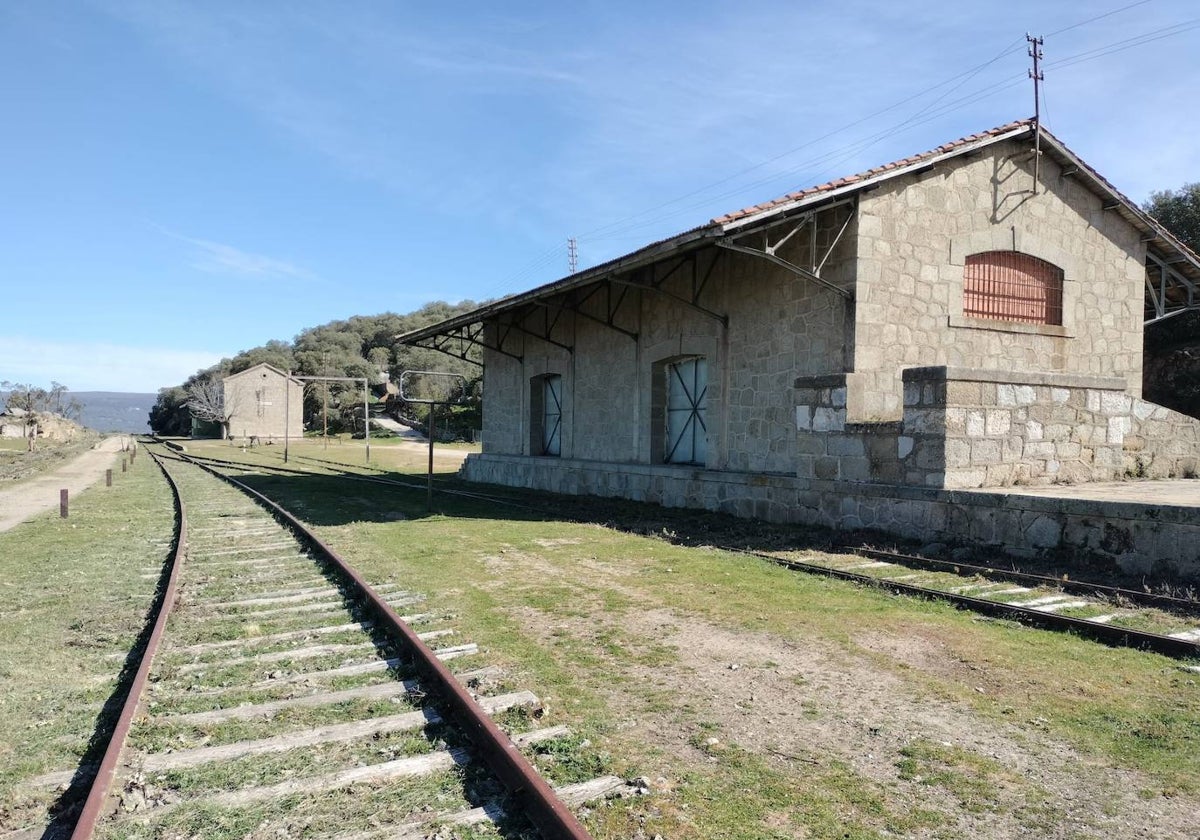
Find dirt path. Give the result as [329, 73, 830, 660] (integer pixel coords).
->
[0, 437, 127, 533]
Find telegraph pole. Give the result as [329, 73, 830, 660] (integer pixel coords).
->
[568, 237, 578, 274]
[1027, 33, 1044, 194]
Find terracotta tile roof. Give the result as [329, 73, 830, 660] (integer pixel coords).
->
[400, 117, 1200, 344]
[713, 119, 1035, 225]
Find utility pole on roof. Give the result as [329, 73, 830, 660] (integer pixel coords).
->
[568, 237, 578, 274]
[1027, 33, 1044, 195]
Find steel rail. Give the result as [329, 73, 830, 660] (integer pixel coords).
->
[174, 449, 538, 511]
[150, 441, 1200, 659]
[848, 546, 1200, 615]
[168, 448, 594, 840]
[734, 547, 1200, 659]
[69, 450, 188, 839]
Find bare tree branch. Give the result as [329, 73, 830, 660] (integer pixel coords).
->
[186, 377, 240, 438]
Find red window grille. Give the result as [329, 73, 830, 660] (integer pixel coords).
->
[963, 251, 1063, 326]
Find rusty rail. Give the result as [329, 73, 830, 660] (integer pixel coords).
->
[69, 450, 187, 838]
[740, 548, 1200, 660]
[176, 451, 594, 840]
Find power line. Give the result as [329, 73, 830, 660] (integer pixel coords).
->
[508, 3, 1188, 289]
[580, 13, 1197, 249]
[575, 44, 1027, 244]
[1045, 0, 1155, 37]
[1046, 17, 1200, 70]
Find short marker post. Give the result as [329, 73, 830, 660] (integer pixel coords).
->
[106, 469, 112, 487]
[60, 489, 68, 518]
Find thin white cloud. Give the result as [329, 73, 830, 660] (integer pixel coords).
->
[0, 337, 223, 393]
[157, 228, 318, 282]
[95, 0, 1200, 251]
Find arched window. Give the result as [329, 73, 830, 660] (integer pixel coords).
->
[963, 251, 1063, 326]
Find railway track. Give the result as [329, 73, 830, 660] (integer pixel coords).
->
[51, 447, 629, 839]
[745, 546, 1200, 660]
[173, 444, 1200, 662]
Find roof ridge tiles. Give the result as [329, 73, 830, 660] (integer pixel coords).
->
[713, 118, 1034, 225]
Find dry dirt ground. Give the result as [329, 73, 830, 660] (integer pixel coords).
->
[0, 437, 127, 533]
[482, 545, 1200, 840]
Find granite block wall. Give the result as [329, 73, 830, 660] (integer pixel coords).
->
[901, 367, 1200, 488]
[849, 139, 1146, 423]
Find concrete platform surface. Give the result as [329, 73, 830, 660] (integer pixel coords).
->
[964, 479, 1200, 508]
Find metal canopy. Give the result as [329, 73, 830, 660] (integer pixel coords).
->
[609, 250, 727, 326]
[407, 322, 515, 366]
[398, 121, 1200, 351]
[715, 200, 855, 299]
[1145, 250, 1199, 324]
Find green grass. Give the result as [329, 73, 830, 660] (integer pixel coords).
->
[0, 452, 173, 834]
[199, 454, 1200, 837]
[0, 430, 102, 482]
[20, 442, 1199, 837]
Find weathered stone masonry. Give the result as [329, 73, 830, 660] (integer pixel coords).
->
[404, 121, 1200, 582]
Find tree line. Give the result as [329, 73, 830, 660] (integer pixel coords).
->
[1, 380, 84, 420]
[147, 183, 1200, 438]
[148, 301, 482, 438]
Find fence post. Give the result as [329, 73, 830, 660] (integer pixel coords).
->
[60, 489, 68, 518]
[106, 469, 112, 487]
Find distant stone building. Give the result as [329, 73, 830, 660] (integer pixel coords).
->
[0, 407, 30, 439]
[221, 364, 303, 442]
[398, 120, 1200, 562]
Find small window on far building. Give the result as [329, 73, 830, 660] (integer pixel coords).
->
[665, 357, 707, 465]
[963, 251, 1063, 326]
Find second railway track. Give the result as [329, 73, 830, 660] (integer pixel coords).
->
[57, 447, 629, 840]
[168, 444, 1200, 661]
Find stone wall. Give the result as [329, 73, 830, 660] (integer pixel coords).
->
[481, 202, 857, 475]
[224, 368, 304, 442]
[459, 452, 1200, 583]
[793, 367, 1200, 490]
[849, 139, 1146, 422]
[1121, 397, 1200, 480]
[900, 367, 1200, 488]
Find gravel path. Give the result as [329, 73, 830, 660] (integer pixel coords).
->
[0, 437, 127, 533]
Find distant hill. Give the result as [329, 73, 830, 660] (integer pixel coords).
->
[73, 392, 157, 433]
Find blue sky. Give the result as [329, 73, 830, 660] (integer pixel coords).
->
[2, 0, 1197, 392]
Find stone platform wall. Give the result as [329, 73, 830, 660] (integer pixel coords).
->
[459, 453, 1200, 583]
[793, 368, 1200, 491]
[901, 367, 1200, 488]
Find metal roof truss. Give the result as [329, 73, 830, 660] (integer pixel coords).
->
[1145, 250, 1199, 324]
[607, 249, 727, 326]
[715, 199, 855, 299]
[408, 321, 512, 366]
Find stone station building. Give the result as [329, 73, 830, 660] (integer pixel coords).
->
[221, 363, 304, 443]
[401, 120, 1200, 581]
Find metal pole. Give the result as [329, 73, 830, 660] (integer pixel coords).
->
[1027, 33, 1044, 194]
[427, 404, 435, 512]
[284, 374, 290, 463]
[364, 378, 370, 463]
